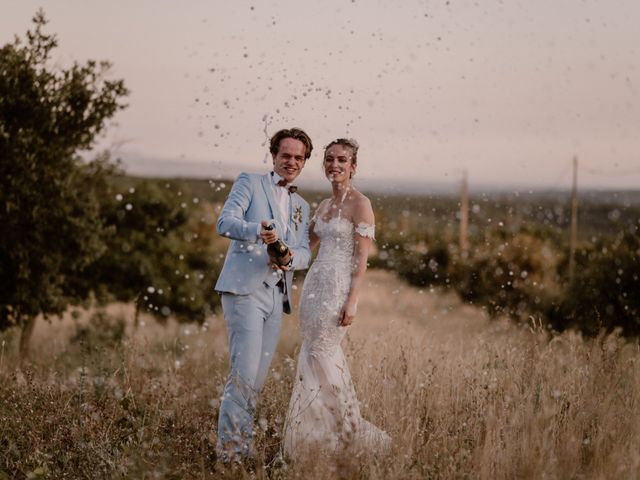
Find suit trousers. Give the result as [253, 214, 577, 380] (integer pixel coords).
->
[216, 281, 284, 455]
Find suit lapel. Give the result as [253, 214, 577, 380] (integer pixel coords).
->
[260, 173, 285, 234]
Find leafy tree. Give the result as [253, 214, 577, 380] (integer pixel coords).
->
[0, 11, 128, 352]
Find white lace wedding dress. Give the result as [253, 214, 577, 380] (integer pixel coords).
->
[283, 216, 391, 456]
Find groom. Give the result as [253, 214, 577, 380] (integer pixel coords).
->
[214, 127, 313, 460]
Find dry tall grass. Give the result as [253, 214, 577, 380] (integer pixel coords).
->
[1, 270, 639, 479]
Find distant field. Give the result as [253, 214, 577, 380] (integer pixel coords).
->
[115, 174, 640, 240]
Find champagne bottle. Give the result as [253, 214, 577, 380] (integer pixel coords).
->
[264, 222, 290, 266]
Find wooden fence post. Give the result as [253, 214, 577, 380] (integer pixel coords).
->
[459, 170, 469, 253]
[569, 156, 578, 281]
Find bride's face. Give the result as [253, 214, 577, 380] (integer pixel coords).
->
[324, 145, 355, 183]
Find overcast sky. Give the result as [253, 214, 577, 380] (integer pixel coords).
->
[2, 0, 639, 190]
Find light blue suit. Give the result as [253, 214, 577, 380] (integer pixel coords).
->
[214, 171, 310, 456]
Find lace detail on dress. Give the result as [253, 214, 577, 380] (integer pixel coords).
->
[298, 217, 353, 358]
[355, 222, 375, 239]
[284, 216, 390, 455]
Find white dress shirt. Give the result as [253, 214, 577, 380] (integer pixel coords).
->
[271, 171, 290, 232]
[256, 171, 291, 238]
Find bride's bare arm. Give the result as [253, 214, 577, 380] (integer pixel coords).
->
[308, 220, 319, 251]
[340, 196, 375, 326]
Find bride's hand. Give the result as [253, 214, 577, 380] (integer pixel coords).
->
[339, 300, 357, 326]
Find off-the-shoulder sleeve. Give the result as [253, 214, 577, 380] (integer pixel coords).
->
[355, 222, 375, 239]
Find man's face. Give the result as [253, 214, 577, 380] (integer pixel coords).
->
[272, 137, 307, 183]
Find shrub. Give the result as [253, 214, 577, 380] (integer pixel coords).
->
[70, 310, 127, 352]
[557, 230, 640, 334]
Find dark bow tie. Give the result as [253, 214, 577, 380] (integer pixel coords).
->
[277, 179, 298, 194]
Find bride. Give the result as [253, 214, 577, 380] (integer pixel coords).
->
[283, 138, 390, 456]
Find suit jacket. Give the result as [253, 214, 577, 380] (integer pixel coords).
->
[214, 172, 311, 313]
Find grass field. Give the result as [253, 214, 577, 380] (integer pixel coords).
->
[1, 269, 639, 479]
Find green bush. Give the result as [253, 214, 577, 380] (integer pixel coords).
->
[70, 310, 126, 352]
[393, 242, 452, 289]
[376, 220, 639, 336]
[452, 228, 563, 321]
[557, 231, 640, 334]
